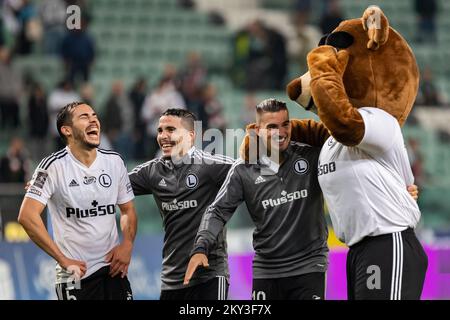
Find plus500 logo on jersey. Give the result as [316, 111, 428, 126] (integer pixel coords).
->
[161, 199, 198, 211]
[261, 189, 308, 209]
[66, 204, 116, 218]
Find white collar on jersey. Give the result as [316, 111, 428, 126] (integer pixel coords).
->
[169, 146, 196, 167]
[66, 146, 99, 169]
[259, 155, 280, 175]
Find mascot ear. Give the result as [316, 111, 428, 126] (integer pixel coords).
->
[318, 34, 329, 46]
[361, 5, 389, 50]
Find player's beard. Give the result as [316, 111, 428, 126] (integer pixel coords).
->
[161, 136, 191, 161]
[260, 133, 290, 164]
[73, 126, 100, 150]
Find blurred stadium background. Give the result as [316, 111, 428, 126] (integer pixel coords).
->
[0, 0, 449, 299]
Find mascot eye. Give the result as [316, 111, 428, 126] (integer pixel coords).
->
[325, 31, 354, 49]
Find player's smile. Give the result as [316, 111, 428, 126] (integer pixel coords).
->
[86, 125, 99, 139]
[272, 133, 288, 149]
[160, 140, 177, 155]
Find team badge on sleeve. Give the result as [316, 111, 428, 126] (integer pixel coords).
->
[126, 182, 133, 193]
[33, 171, 48, 189]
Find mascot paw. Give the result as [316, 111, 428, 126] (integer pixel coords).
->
[307, 45, 349, 79]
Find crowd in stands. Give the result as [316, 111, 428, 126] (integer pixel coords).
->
[0, 0, 449, 184]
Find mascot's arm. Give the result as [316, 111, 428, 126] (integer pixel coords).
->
[239, 120, 329, 161]
[307, 45, 364, 146]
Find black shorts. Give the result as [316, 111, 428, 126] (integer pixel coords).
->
[252, 272, 326, 300]
[347, 228, 428, 300]
[55, 266, 133, 300]
[160, 276, 228, 300]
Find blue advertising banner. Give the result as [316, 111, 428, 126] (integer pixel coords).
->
[0, 235, 164, 300]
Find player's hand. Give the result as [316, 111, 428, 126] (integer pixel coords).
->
[106, 241, 133, 278]
[183, 253, 209, 285]
[59, 257, 87, 278]
[407, 184, 419, 201]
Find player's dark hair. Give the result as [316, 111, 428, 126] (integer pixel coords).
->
[56, 101, 85, 144]
[255, 99, 289, 123]
[161, 108, 197, 131]
[256, 98, 288, 114]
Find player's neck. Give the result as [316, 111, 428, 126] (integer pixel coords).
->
[68, 145, 97, 167]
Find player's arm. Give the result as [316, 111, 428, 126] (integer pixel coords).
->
[184, 160, 245, 285]
[209, 156, 235, 189]
[18, 198, 87, 277]
[128, 162, 154, 195]
[107, 160, 138, 278]
[106, 200, 137, 278]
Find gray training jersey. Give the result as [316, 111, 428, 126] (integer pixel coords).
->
[128, 147, 234, 290]
[192, 142, 329, 279]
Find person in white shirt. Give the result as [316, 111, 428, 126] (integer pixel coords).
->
[318, 107, 428, 300]
[18, 101, 137, 300]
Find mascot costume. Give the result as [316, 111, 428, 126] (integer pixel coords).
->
[285, 5, 428, 299]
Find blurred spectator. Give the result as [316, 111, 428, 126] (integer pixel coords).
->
[27, 82, 49, 160]
[38, 0, 67, 55]
[203, 84, 226, 132]
[47, 80, 81, 150]
[102, 80, 134, 160]
[232, 20, 287, 91]
[291, 0, 322, 73]
[80, 82, 95, 106]
[129, 77, 148, 160]
[240, 92, 258, 127]
[0, 137, 30, 183]
[15, 0, 41, 55]
[0, 47, 23, 129]
[0, 16, 5, 46]
[407, 138, 425, 189]
[416, 67, 443, 106]
[414, 0, 437, 44]
[178, 0, 195, 9]
[2, 0, 22, 39]
[267, 27, 288, 90]
[61, 19, 95, 85]
[141, 76, 186, 158]
[208, 11, 226, 26]
[319, 0, 344, 35]
[293, 0, 312, 27]
[178, 52, 208, 121]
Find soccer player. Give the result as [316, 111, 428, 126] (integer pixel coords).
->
[128, 108, 234, 300]
[18, 102, 137, 300]
[185, 99, 330, 300]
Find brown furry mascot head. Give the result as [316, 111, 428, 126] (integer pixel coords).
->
[286, 6, 419, 146]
